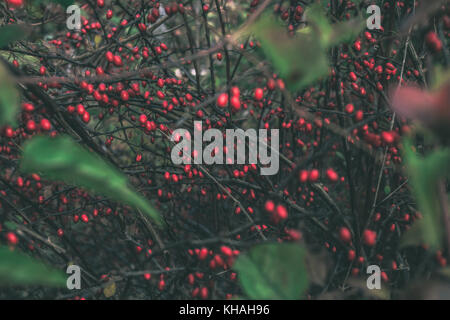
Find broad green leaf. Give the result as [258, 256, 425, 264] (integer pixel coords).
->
[20, 135, 162, 225]
[0, 25, 27, 48]
[233, 243, 308, 299]
[400, 138, 450, 249]
[250, 14, 328, 91]
[0, 246, 66, 287]
[0, 63, 20, 127]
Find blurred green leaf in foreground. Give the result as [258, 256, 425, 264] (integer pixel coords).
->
[0, 62, 20, 127]
[246, 4, 364, 90]
[0, 246, 66, 287]
[233, 243, 309, 299]
[0, 25, 28, 49]
[20, 135, 162, 225]
[400, 138, 450, 249]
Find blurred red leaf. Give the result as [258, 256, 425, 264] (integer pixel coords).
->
[391, 83, 450, 137]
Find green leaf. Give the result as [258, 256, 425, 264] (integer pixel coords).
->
[400, 138, 450, 249]
[305, 4, 365, 48]
[233, 243, 309, 299]
[250, 14, 328, 91]
[0, 246, 66, 287]
[4, 221, 18, 230]
[305, 5, 332, 47]
[0, 25, 28, 48]
[327, 18, 366, 47]
[0, 62, 20, 127]
[335, 151, 346, 162]
[20, 135, 162, 225]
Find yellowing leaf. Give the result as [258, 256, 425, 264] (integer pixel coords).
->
[94, 35, 102, 48]
[246, 5, 364, 91]
[103, 281, 116, 298]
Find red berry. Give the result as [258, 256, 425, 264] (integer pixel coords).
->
[308, 169, 319, 182]
[106, 52, 114, 62]
[113, 55, 123, 67]
[355, 110, 363, 122]
[217, 93, 228, 108]
[4, 126, 14, 138]
[76, 104, 85, 115]
[230, 96, 241, 110]
[326, 168, 339, 182]
[231, 86, 240, 96]
[139, 114, 147, 124]
[82, 112, 90, 123]
[299, 170, 309, 183]
[220, 246, 233, 257]
[200, 287, 208, 299]
[348, 249, 356, 261]
[339, 227, 352, 243]
[26, 120, 36, 132]
[381, 131, 395, 145]
[121, 90, 129, 101]
[198, 247, 208, 260]
[22, 103, 34, 112]
[275, 204, 288, 220]
[254, 88, 264, 101]
[7, 0, 23, 7]
[264, 200, 275, 212]
[6, 232, 18, 245]
[345, 103, 354, 114]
